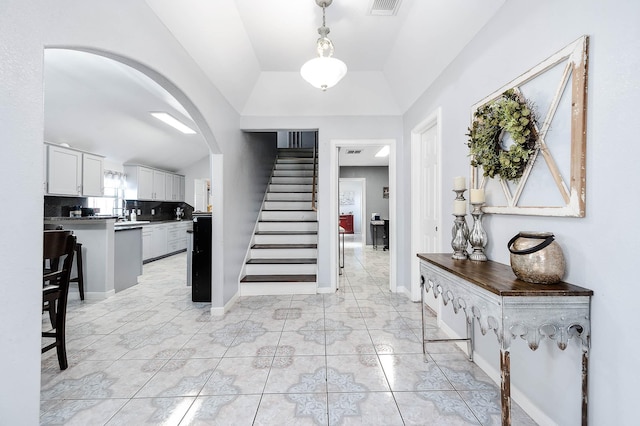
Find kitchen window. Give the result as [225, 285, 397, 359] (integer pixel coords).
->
[87, 170, 126, 217]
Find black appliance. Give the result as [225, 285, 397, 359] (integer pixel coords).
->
[191, 214, 212, 302]
[81, 207, 95, 217]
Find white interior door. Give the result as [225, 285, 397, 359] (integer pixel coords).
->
[420, 126, 439, 253]
[411, 110, 441, 303]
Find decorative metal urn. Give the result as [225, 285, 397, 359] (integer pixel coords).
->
[507, 232, 566, 284]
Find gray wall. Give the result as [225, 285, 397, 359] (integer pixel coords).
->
[340, 166, 389, 245]
[402, 1, 640, 424]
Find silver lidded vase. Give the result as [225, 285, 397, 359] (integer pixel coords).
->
[507, 232, 566, 284]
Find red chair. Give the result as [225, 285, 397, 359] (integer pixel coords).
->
[42, 230, 76, 370]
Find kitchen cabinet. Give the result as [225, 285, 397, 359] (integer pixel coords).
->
[150, 223, 168, 259]
[81, 153, 104, 196]
[142, 221, 191, 262]
[124, 164, 184, 201]
[45, 144, 104, 196]
[153, 170, 166, 200]
[339, 214, 354, 234]
[142, 226, 153, 261]
[165, 173, 174, 201]
[167, 221, 190, 252]
[169, 174, 185, 202]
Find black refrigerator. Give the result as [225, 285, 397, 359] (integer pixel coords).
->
[191, 214, 212, 302]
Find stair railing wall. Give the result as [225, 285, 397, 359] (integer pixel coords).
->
[311, 133, 318, 212]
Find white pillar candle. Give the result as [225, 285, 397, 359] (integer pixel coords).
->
[453, 176, 466, 190]
[453, 200, 467, 215]
[470, 188, 485, 203]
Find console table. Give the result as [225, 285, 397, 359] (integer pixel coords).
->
[417, 253, 593, 426]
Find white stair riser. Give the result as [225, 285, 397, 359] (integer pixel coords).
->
[264, 201, 312, 210]
[260, 211, 317, 221]
[257, 222, 318, 232]
[266, 192, 312, 201]
[273, 170, 315, 177]
[275, 164, 315, 170]
[254, 234, 317, 245]
[241, 282, 317, 296]
[250, 248, 317, 258]
[269, 184, 313, 192]
[271, 177, 314, 184]
[245, 263, 317, 275]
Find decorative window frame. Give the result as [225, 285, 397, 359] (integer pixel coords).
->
[470, 36, 589, 217]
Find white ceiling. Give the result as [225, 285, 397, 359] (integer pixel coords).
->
[43, 0, 505, 170]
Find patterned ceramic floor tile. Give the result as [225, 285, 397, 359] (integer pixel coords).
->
[40, 247, 538, 425]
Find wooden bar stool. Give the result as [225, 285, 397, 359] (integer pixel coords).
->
[69, 243, 84, 300]
[42, 230, 76, 370]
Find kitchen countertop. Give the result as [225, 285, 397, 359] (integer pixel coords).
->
[45, 216, 118, 221]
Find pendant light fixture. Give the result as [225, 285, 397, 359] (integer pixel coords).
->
[300, 0, 347, 91]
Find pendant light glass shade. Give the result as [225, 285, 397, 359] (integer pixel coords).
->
[300, 0, 347, 91]
[300, 56, 347, 91]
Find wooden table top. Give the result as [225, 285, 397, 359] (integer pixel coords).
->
[417, 253, 593, 297]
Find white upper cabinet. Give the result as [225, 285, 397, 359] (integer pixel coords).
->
[45, 144, 104, 197]
[152, 170, 166, 200]
[125, 165, 154, 200]
[173, 174, 184, 202]
[124, 164, 184, 202]
[137, 166, 154, 200]
[165, 172, 174, 201]
[81, 153, 104, 196]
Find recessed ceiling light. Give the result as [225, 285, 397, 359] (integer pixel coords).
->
[150, 112, 196, 134]
[375, 146, 390, 157]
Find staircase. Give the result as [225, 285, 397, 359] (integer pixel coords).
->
[240, 148, 318, 295]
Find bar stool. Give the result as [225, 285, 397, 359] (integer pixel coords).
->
[69, 243, 84, 300]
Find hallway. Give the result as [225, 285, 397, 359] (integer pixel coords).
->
[40, 238, 536, 425]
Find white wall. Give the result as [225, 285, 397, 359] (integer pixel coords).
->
[241, 115, 403, 289]
[179, 155, 211, 210]
[402, 0, 640, 424]
[0, 2, 46, 423]
[1, 2, 273, 421]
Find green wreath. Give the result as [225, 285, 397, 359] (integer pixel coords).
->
[467, 89, 538, 182]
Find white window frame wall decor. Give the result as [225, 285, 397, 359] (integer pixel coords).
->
[470, 35, 589, 217]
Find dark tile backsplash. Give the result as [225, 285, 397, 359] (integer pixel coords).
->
[44, 196, 88, 217]
[44, 196, 193, 222]
[125, 200, 194, 222]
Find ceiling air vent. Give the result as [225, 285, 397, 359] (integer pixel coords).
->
[368, 0, 402, 16]
[346, 150, 362, 154]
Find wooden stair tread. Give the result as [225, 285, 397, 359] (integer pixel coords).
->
[241, 274, 317, 283]
[259, 220, 317, 223]
[254, 231, 317, 235]
[247, 258, 317, 264]
[252, 244, 317, 249]
[261, 209, 316, 212]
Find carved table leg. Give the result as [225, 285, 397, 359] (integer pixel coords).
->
[582, 349, 589, 426]
[500, 349, 511, 426]
[420, 277, 428, 362]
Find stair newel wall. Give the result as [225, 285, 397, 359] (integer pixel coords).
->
[312, 132, 318, 212]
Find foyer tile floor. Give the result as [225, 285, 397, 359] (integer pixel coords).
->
[40, 236, 537, 425]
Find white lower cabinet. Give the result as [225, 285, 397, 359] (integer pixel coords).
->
[150, 223, 168, 260]
[142, 227, 153, 261]
[143, 222, 192, 262]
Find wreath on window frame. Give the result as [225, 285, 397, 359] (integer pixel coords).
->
[467, 89, 538, 182]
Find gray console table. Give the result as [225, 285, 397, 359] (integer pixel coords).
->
[417, 253, 593, 426]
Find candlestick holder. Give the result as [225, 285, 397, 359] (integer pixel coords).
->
[468, 202, 488, 261]
[451, 214, 469, 260]
[453, 188, 467, 201]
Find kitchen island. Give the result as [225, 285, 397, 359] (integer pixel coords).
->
[45, 217, 117, 299]
[114, 226, 143, 292]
